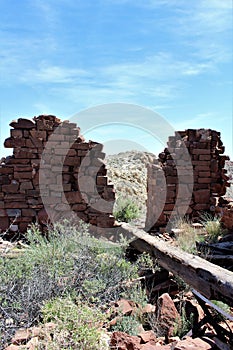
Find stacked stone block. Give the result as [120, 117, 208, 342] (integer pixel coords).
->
[146, 129, 230, 232]
[0, 115, 115, 233]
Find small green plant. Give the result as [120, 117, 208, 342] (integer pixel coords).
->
[114, 197, 140, 223]
[42, 296, 106, 350]
[211, 300, 231, 321]
[110, 314, 141, 336]
[136, 252, 156, 271]
[173, 307, 194, 338]
[199, 213, 223, 243]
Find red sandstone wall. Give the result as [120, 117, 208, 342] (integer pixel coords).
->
[0, 115, 115, 233]
[146, 129, 230, 232]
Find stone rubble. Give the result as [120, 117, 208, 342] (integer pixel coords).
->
[4, 290, 233, 349]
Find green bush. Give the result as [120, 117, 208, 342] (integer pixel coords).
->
[114, 197, 140, 222]
[110, 315, 141, 336]
[42, 296, 106, 350]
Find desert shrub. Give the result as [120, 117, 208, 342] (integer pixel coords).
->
[199, 213, 223, 243]
[173, 218, 204, 254]
[41, 296, 106, 350]
[110, 314, 141, 336]
[0, 219, 147, 347]
[114, 197, 140, 222]
[173, 307, 194, 338]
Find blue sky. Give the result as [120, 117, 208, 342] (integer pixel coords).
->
[0, 0, 232, 157]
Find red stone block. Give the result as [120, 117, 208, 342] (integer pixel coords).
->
[26, 190, 40, 196]
[10, 129, 23, 138]
[194, 165, 210, 172]
[30, 130, 47, 140]
[166, 176, 178, 184]
[4, 202, 28, 208]
[198, 171, 211, 177]
[14, 172, 33, 179]
[97, 215, 115, 227]
[191, 149, 211, 155]
[0, 167, 14, 174]
[66, 149, 77, 157]
[198, 177, 211, 184]
[210, 159, 218, 172]
[49, 134, 65, 141]
[63, 156, 81, 166]
[193, 189, 210, 204]
[6, 158, 30, 165]
[96, 176, 108, 186]
[19, 222, 30, 232]
[14, 149, 37, 159]
[164, 204, 174, 211]
[13, 166, 33, 173]
[5, 194, 25, 201]
[22, 208, 36, 216]
[25, 138, 35, 148]
[0, 209, 6, 216]
[65, 191, 82, 203]
[10, 118, 35, 129]
[193, 203, 210, 210]
[72, 203, 87, 211]
[0, 217, 9, 231]
[199, 154, 211, 161]
[2, 183, 19, 193]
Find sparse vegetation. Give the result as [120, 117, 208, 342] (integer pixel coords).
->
[199, 213, 223, 243]
[173, 307, 194, 338]
[174, 214, 226, 252]
[211, 300, 231, 322]
[110, 314, 141, 336]
[173, 218, 204, 253]
[0, 219, 149, 348]
[41, 297, 106, 349]
[114, 197, 140, 223]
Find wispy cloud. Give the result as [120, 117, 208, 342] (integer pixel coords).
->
[21, 64, 88, 84]
[173, 111, 230, 131]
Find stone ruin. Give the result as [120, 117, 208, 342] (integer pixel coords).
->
[0, 115, 115, 234]
[0, 117, 232, 235]
[146, 129, 231, 232]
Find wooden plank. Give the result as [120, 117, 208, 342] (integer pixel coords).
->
[121, 223, 233, 307]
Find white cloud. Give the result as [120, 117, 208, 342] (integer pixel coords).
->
[21, 64, 88, 84]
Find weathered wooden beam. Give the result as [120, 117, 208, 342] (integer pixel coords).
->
[121, 223, 233, 307]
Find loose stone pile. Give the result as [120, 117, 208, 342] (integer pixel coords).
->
[146, 129, 230, 231]
[0, 115, 115, 233]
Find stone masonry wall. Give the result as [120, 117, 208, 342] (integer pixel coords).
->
[0, 115, 115, 234]
[146, 129, 230, 232]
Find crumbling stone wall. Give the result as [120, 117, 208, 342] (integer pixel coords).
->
[0, 115, 115, 233]
[146, 129, 230, 232]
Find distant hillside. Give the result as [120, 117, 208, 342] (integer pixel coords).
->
[225, 160, 233, 199]
[106, 151, 156, 210]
